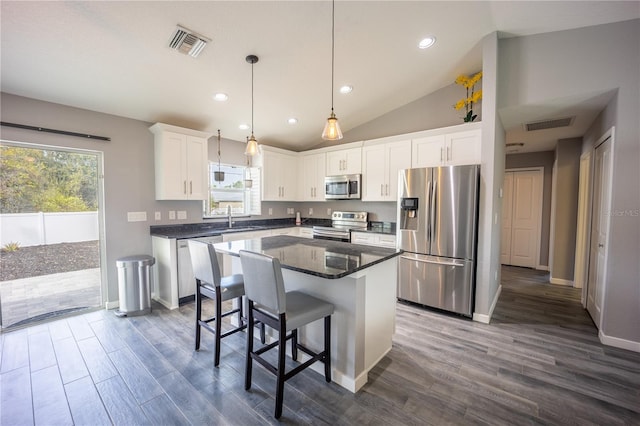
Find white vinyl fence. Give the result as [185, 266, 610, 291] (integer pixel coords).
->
[0, 212, 98, 248]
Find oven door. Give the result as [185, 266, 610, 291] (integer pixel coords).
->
[312, 226, 350, 242]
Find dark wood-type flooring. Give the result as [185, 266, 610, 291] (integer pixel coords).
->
[1, 266, 639, 425]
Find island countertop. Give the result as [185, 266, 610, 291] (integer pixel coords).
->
[213, 235, 401, 279]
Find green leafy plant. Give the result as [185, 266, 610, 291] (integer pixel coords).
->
[2, 242, 20, 252]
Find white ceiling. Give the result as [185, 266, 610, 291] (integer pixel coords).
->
[1, 1, 638, 152]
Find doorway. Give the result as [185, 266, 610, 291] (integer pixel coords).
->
[0, 142, 105, 329]
[501, 168, 543, 268]
[586, 128, 614, 329]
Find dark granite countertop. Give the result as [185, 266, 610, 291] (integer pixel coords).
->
[213, 235, 402, 279]
[355, 221, 396, 236]
[150, 218, 330, 239]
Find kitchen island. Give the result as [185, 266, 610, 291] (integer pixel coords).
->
[213, 235, 401, 393]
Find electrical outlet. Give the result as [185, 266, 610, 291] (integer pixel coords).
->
[494, 213, 498, 225]
[155, 211, 161, 221]
[177, 211, 187, 220]
[169, 210, 176, 220]
[309, 208, 313, 215]
[268, 208, 273, 216]
[327, 208, 331, 216]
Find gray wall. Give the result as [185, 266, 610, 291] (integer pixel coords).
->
[551, 138, 582, 282]
[499, 19, 640, 347]
[506, 151, 554, 267]
[311, 78, 483, 150]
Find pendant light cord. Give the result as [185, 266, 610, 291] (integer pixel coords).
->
[251, 60, 255, 136]
[331, 0, 335, 113]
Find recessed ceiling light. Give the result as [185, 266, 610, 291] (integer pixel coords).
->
[213, 93, 228, 101]
[418, 36, 436, 49]
[339, 85, 353, 94]
[239, 123, 250, 130]
[287, 118, 298, 124]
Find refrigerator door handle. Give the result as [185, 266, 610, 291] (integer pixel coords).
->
[430, 180, 437, 243]
[400, 255, 464, 268]
[426, 180, 432, 242]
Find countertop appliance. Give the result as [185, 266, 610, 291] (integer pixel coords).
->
[397, 165, 480, 316]
[312, 211, 368, 242]
[324, 174, 361, 200]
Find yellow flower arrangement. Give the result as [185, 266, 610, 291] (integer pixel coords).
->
[453, 71, 483, 122]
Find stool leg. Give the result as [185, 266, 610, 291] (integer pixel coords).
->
[324, 315, 331, 382]
[260, 323, 266, 344]
[245, 301, 254, 391]
[291, 329, 298, 361]
[195, 280, 202, 351]
[214, 285, 223, 367]
[275, 316, 287, 419]
[237, 295, 244, 327]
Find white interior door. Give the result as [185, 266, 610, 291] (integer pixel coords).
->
[501, 169, 543, 268]
[587, 135, 613, 328]
[501, 172, 514, 264]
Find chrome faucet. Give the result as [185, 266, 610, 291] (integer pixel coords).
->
[227, 205, 233, 228]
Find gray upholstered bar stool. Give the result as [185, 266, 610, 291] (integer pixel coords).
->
[239, 249, 334, 419]
[188, 240, 264, 367]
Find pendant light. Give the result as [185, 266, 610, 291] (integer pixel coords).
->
[245, 54, 260, 156]
[322, 0, 343, 140]
[244, 136, 253, 188]
[214, 129, 225, 181]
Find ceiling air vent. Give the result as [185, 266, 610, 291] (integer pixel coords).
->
[169, 25, 211, 58]
[524, 116, 575, 132]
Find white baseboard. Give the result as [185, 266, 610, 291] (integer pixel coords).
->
[473, 285, 502, 324]
[536, 264, 550, 271]
[105, 300, 119, 310]
[599, 330, 640, 353]
[550, 277, 574, 286]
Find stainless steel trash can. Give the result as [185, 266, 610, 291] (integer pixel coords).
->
[115, 255, 155, 317]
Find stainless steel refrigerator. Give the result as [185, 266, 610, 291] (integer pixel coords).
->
[397, 165, 480, 316]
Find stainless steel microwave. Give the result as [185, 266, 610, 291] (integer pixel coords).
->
[324, 174, 361, 200]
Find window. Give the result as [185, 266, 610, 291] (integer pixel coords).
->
[204, 163, 261, 217]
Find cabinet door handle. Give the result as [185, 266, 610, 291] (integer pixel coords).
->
[189, 181, 192, 195]
[380, 184, 384, 196]
[385, 184, 389, 196]
[183, 181, 187, 194]
[447, 146, 451, 161]
[440, 147, 443, 162]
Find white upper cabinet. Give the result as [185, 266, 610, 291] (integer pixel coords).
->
[259, 146, 298, 201]
[412, 127, 481, 168]
[362, 139, 412, 201]
[299, 152, 326, 201]
[326, 146, 362, 175]
[150, 123, 212, 200]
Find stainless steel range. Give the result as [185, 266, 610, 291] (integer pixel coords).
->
[312, 211, 368, 242]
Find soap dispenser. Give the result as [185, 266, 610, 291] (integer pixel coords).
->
[295, 211, 301, 225]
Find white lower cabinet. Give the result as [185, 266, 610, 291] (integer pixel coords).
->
[351, 231, 397, 248]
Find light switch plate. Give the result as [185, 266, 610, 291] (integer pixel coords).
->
[268, 208, 273, 215]
[309, 208, 313, 215]
[155, 211, 161, 220]
[177, 211, 187, 220]
[169, 211, 176, 220]
[327, 208, 331, 216]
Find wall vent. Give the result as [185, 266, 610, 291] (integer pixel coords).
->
[169, 25, 211, 58]
[524, 116, 574, 132]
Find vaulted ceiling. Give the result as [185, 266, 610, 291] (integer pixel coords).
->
[1, 1, 637, 152]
